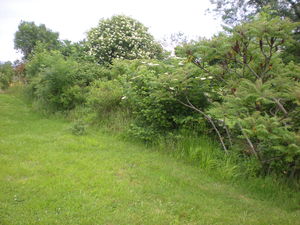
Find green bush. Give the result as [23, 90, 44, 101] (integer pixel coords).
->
[26, 50, 111, 111]
[26, 51, 78, 110]
[0, 62, 14, 90]
[177, 11, 300, 177]
[86, 79, 124, 118]
[109, 59, 211, 142]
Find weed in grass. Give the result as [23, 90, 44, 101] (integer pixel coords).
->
[70, 120, 88, 136]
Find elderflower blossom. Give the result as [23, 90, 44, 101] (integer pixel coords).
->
[87, 15, 163, 64]
[147, 62, 160, 66]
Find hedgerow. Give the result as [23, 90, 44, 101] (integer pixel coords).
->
[19, 12, 300, 177]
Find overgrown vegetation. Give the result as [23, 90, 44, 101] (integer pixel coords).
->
[3, 11, 300, 182]
[0, 62, 14, 90]
[176, 12, 300, 176]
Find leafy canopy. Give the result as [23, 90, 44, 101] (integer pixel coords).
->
[86, 15, 163, 64]
[14, 21, 60, 59]
[210, 0, 300, 25]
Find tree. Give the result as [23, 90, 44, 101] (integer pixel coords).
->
[175, 12, 300, 176]
[160, 32, 188, 55]
[14, 21, 60, 59]
[59, 40, 93, 62]
[86, 15, 164, 64]
[210, 0, 300, 25]
[210, 2, 300, 62]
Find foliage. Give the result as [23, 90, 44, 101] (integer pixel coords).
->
[177, 11, 300, 176]
[109, 59, 210, 142]
[86, 15, 164, 64]
[86, 79, 124, 118]
[25, 50, 110, 111]
[59, 40, 95, 62]
[13, 60, 26, 83]
[14, 21, 60, 59]
[15, 12, 300, 178]
[209, 0, 300, 25]
[28, 52, 79, 110]
[209, 2, 300, 62]
[0, 62, 14, 90]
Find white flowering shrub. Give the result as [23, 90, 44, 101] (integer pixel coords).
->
[86, 15, 163, 64]
[109, 59, 211, 142]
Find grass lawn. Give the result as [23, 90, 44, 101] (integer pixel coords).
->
[0, 90, 300, 225]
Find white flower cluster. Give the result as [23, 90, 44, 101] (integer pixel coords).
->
[87, 15, 162, 64]
[195, 76, 214, 81]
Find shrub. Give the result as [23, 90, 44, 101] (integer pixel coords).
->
[0, 62, 14, 90]
[26, 50, 111, 111]
[109, 59, 211, 142]
[86, 15, 164, 64]
[86, 79, 124, 118]
[177, 11, 300, 177]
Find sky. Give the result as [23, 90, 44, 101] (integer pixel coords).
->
[0, 0, 222, 62]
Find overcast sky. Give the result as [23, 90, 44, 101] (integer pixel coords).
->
[0, 0, 222, 62]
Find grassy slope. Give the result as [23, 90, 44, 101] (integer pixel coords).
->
[0, 91, 299, 225]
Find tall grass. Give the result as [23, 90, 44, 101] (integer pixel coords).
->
[155, 131, 239, 179]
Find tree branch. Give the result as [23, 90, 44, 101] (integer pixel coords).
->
[237, 122, 259, 159]
[177, 97, 228, 153]
[192, 59, 226, 82]
[272, 98, 288, 116]
[236, 58, 260, 79]
[223, 119, 233, 147]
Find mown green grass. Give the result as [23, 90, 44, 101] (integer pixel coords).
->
[0, 90, 300, 225]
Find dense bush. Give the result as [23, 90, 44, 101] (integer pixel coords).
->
[27, 51, 79, 110]
[86, 15, 164, 64]
[176, 12, 300, 176]
[107, 59, 211, 142]
[59, 40, 95, 62]
[86, 79, 124, 118]
[26, 50, 110, 111]
[0, 62, 14, 90]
